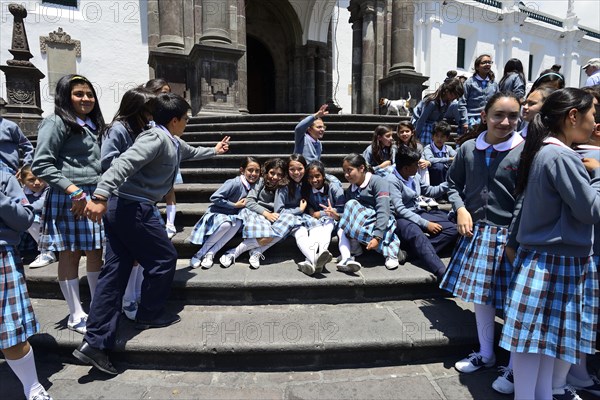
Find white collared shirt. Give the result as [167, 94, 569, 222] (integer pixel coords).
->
[475, 131, 524, 152]
[351, 172, 373, 192]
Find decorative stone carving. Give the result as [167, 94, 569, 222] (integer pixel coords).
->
[40, 28, 82, 57]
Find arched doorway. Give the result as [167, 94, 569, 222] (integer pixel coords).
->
[247, 36, 276, 114]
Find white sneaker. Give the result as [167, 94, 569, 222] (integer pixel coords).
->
[385, 257, 399, 270]
[166, 224, 176, 239]
[189, 255, 202, 269]
[492, 366, 514, 394]
[298, 261, 316, 276]
[454, 352, 495, 373]
[314, 250, 333, 273]
[337, 258, 361, 273]
[200, 253, 214, 269]
[249, 251, 264, 269]
[29, 251, 56, 268]
[31, 389, 53, 400]
[552, 385, 583, 400]
[67, 315, 87, 335]
[425, 197, 439, 207]
[122, 299, 138, 321]
[567, 373, 600, 397]
[417, 196, 429, 208]
[219, 252, 235, 268]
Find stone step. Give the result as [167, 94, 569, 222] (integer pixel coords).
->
[178, 167, 348, 184]
[28, 297, 485, 371]
[184, 140, 372, 155]
[181, 153, 370, 170]
[189, 113, 409, 124]
[25, 253, 449, 305]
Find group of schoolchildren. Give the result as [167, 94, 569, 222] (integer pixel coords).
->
[1, 56, 599, 400]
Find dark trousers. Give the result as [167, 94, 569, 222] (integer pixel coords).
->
[428, 162, 449, 187]
[395, 209, 458, 277]
[85, 197, 177, 350]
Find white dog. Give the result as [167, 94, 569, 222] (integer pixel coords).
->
[379, 92, 412, 116]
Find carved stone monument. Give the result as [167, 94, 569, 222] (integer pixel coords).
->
[0, 3, 45, 137]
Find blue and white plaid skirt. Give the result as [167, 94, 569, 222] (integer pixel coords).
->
[373, 165, 395, 177]
[240, 208, 278, 239]
[499, 248, 598, 364]
[338, 199, 401, 259]
[0, 246, 39, 349]
[271, 210, 319, 238]
[439, 223, 511, 309]
[188, 212, 241, 245]
[417, 121, 435, 147]
[38, 185, 104, 252]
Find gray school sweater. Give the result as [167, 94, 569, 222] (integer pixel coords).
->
[386, 171, 448, 229]
[0, 117, 34, 172]
[458, 76, 499, 122]
[577, 145, 600, 255]
[343, 173, 392, 238]
[100, 121, 135, 172]
[447, 138, 523, 227]
[32, 114, 102, 191]
[294, 115, 322, 163]
[246, 178, 276, 214]
[208, 176, 252, 215]
[95, 126, 215, 203]
[0, 169, 33, 246]
[516, 143, 600, 257]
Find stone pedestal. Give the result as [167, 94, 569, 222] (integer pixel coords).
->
[188, 44, 244, 115]
[0, 3, 44, 137]
[379, 71, 428, 108]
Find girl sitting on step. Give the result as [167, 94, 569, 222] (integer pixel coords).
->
[396, 121, 430, 185]
[438, 92, 524, 391]
[188, 157, 261, 269]
[361, 125, 397, 176]
[219, 158, 287, 269]
[306, 160, 361, 274]
[336, 153, 404, 270]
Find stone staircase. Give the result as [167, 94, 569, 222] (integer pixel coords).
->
[23, 114, 489, 372]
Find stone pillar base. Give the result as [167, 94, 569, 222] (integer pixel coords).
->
[379, 70, 429, 109]
[0, 65, 45, 137]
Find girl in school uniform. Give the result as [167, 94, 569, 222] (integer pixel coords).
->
[189, 157, 261, 269]
[438, 93, 524, 390]
[219, 158, 287, 269]
[362, 125, 397, 176]
[1, 169, 53, 400]
[101, 86, 155, 321]
[32, 74, 106, 335]
[520, 86, 557, 138]
[411, 73, 464, 146]
[397, 121, 431, 188]
[499, 88, 600, 400]
[337, 153, 404, 270]
[498, 58, 526, 100]
[458, 54, 499, 132]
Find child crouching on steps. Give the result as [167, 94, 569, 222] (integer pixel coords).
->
[1, 169, 53, 400]
[337, 154, 405, 270]
[188, 157, 261, 269]
[219, 158, 287, 269]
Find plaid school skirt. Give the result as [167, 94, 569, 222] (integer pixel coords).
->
[240, 208, 278, 239]
[439, 223, 511, 309]
[417, 121, 435, 147]
[38, 185, 104, 252]
[271, 210, 320, 238]
[499, 248, 598, 364]
[338, 199, 401, 259]
[373, 165, 395, 177]
[0, 246, 39, 349]
[188, 212, 241, 245]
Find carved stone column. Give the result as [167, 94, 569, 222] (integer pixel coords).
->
[389, 0, 416, 73]
[350, 17, 362, 114]
[236, 0, 248, 113]
[158, 0, 184, 49]
[0, 4, 44, 137]
[360, 1, 376, 114]
[200, 0, 232, 44]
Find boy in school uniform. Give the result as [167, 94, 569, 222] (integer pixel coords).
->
[387, 145, 458, 279]
[73, 93, 229, 375]
[0, 116, 34, 174]
[423, 121, 457, 187]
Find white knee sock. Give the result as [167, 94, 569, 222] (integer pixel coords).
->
[311, 222, 334, 254]
[553, 357, 573, 390]
[473, 303, 495, 360]
[338, 229, 352, 260]
[569, 353, 589, 380]
[536, 355, 555, 399]
[5, 347, 44, 400]
[166, 205, 176, 226]
[199, 221, 240, 257]
[513, 352, 555, 400]
[123, 264, 139, 303]
[59, 279, 86, 321]
[86, 271, 101, 302]
[233, 238, 259, 258]
[135, 264, 144, 302]
[295, 227, 318, 264]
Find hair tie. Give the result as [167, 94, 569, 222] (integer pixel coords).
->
[536, 72, 564, 82]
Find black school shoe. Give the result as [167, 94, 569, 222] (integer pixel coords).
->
[135, 312, 181, 330]
[73, 341, 118, 375]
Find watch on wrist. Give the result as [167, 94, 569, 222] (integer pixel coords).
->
[91, 195, 107, 202]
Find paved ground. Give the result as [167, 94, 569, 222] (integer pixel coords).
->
[2, 353, 513, 400]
